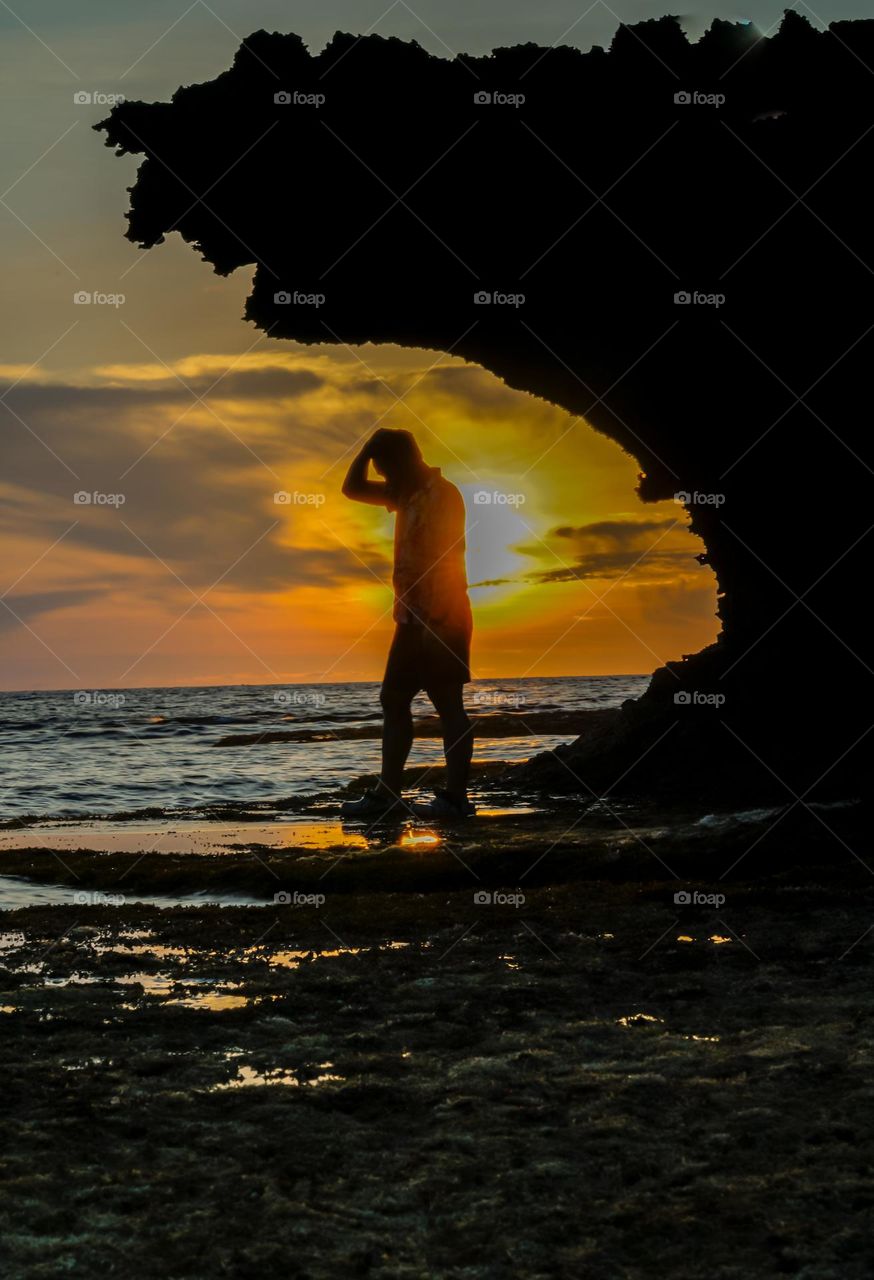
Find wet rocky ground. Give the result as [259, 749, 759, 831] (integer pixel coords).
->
[2, 801, 873, 1278]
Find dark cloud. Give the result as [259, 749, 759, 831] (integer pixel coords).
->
[473, 518, 696, 588]
[0, 365, 322, 412]
[188, 367, 324, 399]
[528, 518, 693, 582]
[551, 519, 676, 541]
[0, 589, 106, 634]
[0, 374, 393, 596]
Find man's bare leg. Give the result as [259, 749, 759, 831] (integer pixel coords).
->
[427, 683, 473, 804]
[377, 687, 415, 802]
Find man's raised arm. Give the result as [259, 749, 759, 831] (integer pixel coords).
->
[341, 435, 390, 505]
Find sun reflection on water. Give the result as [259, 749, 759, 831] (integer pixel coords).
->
[399, 826, 441, 848]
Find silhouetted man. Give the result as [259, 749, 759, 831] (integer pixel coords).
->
[340, 429, 474, 820]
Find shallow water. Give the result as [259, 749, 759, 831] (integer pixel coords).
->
[2, 797, 832, 912]
[0, 806, 555, 909]
[0, 820, 373, 857]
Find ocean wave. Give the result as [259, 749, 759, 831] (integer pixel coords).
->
[214, 709, 606, 747]
[0, 710, 386, 736]
[0, 678, 648, 821]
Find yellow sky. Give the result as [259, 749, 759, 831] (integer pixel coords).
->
[1, 340, 718, 689]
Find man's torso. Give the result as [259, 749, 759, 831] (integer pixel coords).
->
[389, 468, 470, 629]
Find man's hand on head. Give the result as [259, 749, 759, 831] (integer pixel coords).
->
[342, 433, 391, 506]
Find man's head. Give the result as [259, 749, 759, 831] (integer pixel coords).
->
[369, 429, 425, 489]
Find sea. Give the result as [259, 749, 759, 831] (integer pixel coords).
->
[0, 676, 648, 823]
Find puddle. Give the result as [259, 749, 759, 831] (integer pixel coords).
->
[268, 947, 359, 968]
[0, 875, 264, 911]
[0, 807, 548, 865]
[617, 1013, 665, 1028]
[112, 973, 250, 1008]
[2, 930, 414, 985]
[39, 970, 246, 1001]
[93, 942, 190, 960]
[2, 930, 419, 1016]
[258, 940, 410, 970]
[0, 821, 371, 857]
[676, 935, 734, 946]
[215, 1062, 345, 1090]
[115, 973, 182, 995]
[7, 947, 252, 1009]
[44, 973, 104, 987]
[399, 828, 440, 847]
[1, 930, 190, 970]
[475, 807, 543, 818]
[168, 992, 250, 1011]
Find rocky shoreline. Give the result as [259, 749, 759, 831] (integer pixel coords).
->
[2, 799, 873, 1277]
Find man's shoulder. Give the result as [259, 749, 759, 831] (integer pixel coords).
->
[430, 472, 464, 506]
[400, 469, 465, 514]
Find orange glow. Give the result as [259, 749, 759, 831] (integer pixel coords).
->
[399, 827, 441, 847]
[1, 344, 718, 689]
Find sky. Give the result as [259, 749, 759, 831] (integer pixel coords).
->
[4, 0, 850, 689]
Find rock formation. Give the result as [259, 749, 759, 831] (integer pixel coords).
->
[98, 14, 874, 797]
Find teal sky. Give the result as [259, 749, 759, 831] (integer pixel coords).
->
[0, 0, 864, 369]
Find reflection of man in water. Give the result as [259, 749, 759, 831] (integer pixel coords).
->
[340, 429, 474, 820]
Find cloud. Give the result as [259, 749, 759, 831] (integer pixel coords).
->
[502, 517, 697, 585]
[0, 588, 106, 634]
[1, 368, 701, 606]
[187, 367, 324, 399]
[0, 364, 323, 410]
[0, 362, 402, 598]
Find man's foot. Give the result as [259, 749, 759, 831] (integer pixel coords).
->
[411, 790, 476, 820]
[340, 788, 408, 819]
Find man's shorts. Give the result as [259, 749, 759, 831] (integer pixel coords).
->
[382, 619, 472, 693]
